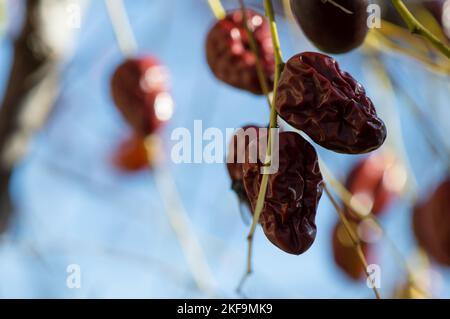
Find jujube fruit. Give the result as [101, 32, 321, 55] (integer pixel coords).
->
[111, 56, 173, 136]
[290, 0, 369, 54]
[205, 9, 275, 95]
[275, 52, 387, 154]
[242, 131, 324, 255]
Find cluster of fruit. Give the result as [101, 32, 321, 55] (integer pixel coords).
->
[207, 1, 386, 257]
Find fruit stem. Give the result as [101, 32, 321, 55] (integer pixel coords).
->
[324, 184, 382, 300]
[238, 0, 272, 107]
[391, 0, 450, 59]
[104, 0, 138, 57]
[207, 0, 226, 20]
[238, 0, 283, 293]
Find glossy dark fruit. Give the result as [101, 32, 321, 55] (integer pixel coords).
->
[413, 178, 450, 266]
[275, 52, 387, 154]
[332, 221, 370, 280]
[243, 131, 324, 255]
[205, 9, 275, 95]
[290, 0, 369, 54]
[345, 152, 403, 219]
[227, 125, 263, 204]
[111, 57, 172, 136]
[113, 133, 150, 172]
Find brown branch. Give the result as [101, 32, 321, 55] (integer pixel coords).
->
[0, 0, 74, 232]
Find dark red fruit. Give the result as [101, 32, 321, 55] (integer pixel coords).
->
[227, 125, 262, 203]
[113, 133, 150, 172]
[205, 9, 275, 95]
[345, 152, 404, 219]
[275, 52, 387, 154]
[111, 57, 173, 136]
[290, 0, 369, 54]
[242, 131, 323, 255]
[413, 178, 450, 266]
[332, 221, 370, 280]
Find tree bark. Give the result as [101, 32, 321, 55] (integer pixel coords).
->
[0, 0, 77, 232]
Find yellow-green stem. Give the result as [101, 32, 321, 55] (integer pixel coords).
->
[207, 0, 226, 20]
[391, 0, 450, 59]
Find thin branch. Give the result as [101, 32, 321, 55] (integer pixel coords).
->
[207, 0, 226, 20]
[391, 0, 450, 59]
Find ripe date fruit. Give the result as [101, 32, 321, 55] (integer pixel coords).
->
[113, 133, 150, 172]
[413, 178, 450, 266]
[345, 152, 404, 218]
[205, 9, 275, 95]
[275, 52, 387, 154]
[227, 125, 262, 204]
[111, 57, 173, 136]
[289, 0, 369, 54]
[242, 131, 323, 255]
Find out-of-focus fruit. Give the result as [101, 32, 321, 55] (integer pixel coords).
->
[413, 178, 450, 266]
[113, 133, 150, 172]
[205, 9, 275, 95]
[290, 0, 369, 53]
[276, 52, 387, 154]
[111, 57, 174, 136]
[332, 221, 370, 280]
[345, 152, 406, 219]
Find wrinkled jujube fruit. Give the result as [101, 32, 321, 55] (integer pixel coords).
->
[111, 56, 173, 136]
[227, 125, 263, 204]
[275, 52, 387, 154]
[290, 0, 369, 54]
[242, 131, 324, 255]
[205, 9, 275, 95]
[413, 178, 450, 266]
[344, 152, 404, 219]
[113, 133, 150, 172]
[332, 221, 371, 280]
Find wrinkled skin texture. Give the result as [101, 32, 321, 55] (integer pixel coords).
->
[345, 153, 400, 218]
[111, 57, 170, 136]
[276, 52, 387, 154]
[227, 125, 263, 204]
[332, 221, 371, 280]
[243, 132, 323, 255]
[413, 178, 450, 266]
[205, 9, 275, 95]
[113, 133, 150, 172]
[290, 0, 369, 53]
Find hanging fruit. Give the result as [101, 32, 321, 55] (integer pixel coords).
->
[111, 56, 174, 136]
[227, 125, 263, 206]
[205, 9, 275, 94]
[413, 178, 450, 266]
[332, 221, 371, 280]
[275, 52, 387, 154]
[113, 133, 151, 172]
[242, 131, 324, 255]
[344, 152, 406, 219]
[289, 0, 369, 54]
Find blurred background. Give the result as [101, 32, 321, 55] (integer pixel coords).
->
[0, 0, 449, 298]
